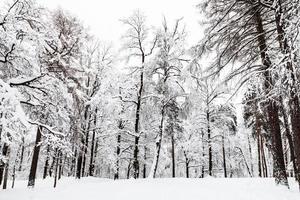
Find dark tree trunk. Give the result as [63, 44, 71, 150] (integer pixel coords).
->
[207, 111, 212, 176]
[133, 136, 140, 178]
[273, 0, 300, 186]
[253, 8, 288, 187]
[2, 151, 9, 190]
[0, 143, 8, 185]
[114, 132, 121, 180]
[222, 134, 227, 178]
[11, 165, 16, 188]
[201, 130, 205, 178]
[279, 100, 297, 175]
[43, 145, 50, 179]
[81, 135, 89, 177]
[257, 127, 262, 177]
[58, 152, 63, 180]
[143, 151, 146, 178]
[184, 151, 189, 178]
[12, 146, 20, 188]
[76, 151, 83, 179]
[76, 115, 86, 179]
[286, 43, 300, 181]
[261, 137, 268, 177]
[171, 133, 176, 178]
[283, 135, 288, 171]
[286, 130, 296, 176]
[49, 155, 55, 177]
[149, 108, 164, 178]
[0, 114, 2, 143]
[28, 126, 42, 187]
[88, 129, 96, 177]
[143, 134, 147, 178]
[263, 43, 287, 186]
[127, 162, 131, 179]
[81, 76, 91, 178]
[53, 149, 59, 188]
[133, 54, 146, 179]
[89, 109, 97, 177]
[186, 162, 189, 178]
[82, 111, 91, 178]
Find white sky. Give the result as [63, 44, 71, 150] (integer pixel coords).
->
[40, 0, 203, 46]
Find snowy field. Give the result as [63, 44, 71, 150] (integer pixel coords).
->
[0, 177, 299, 200]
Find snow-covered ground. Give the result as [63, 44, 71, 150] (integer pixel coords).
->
[1, 177, 299, 200]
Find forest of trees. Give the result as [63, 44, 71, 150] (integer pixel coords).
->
[0, 0, 299, 191]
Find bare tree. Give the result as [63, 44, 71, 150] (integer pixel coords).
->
[121, 10, 157, 178]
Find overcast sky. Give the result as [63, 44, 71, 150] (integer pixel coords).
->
[40, 0, 203, 46]
[39, 0, 243, 117]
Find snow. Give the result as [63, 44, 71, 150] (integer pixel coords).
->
[1, 177, 299, 200]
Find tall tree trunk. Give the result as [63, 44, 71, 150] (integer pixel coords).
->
[274, 0, 300, 185]
[82, 132, 89, 177]
[2, 148, 9, 190]
[257, 134, 262, 177]
[132, 54, 145, 179]
[285, 130, 296, 176]
[0, 143, 8, 185]
[254, 8, 288, 186]
[207, 111, 212, 176]
[0, 113, 2, 144]
[11, 164, 16, 189]
[89, 109, 97, 177]
[70, 148, 77, 177]
[58, 152, 63, 180]
[43, 145, 50, 179]
[49, 156, 55, 177]
[82, 109, 91, 178]
[76, 150, 83, 179]
[247, 133, 254, 176]
[133, 136, 139, 178]
[222, 133, 227, 178]
[28, 126, 42, 187]
[89, 130, 96, 177]
[184, 151, 189, 178]
[53, 149, 59, 188]
[114, 132, 121, 180]
[263, 40, 287, 186]
[261, 137, 268, 177]
[127, 162, 131, 179]
[76, 136, 84, 179]
[148, 108, 164, 178]
[143, 134, 147, 178]
[201, 130, 205, 178]
[171, 133, 176, 178]
[2, 146, 10, 189]
[11, 146, 19, 188]
[76, 106, 89, 179]
[283, 134, 289, 171]
[279, 99, 297, 175]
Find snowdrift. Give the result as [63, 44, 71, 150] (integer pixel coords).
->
[0, 177, 299, 200]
